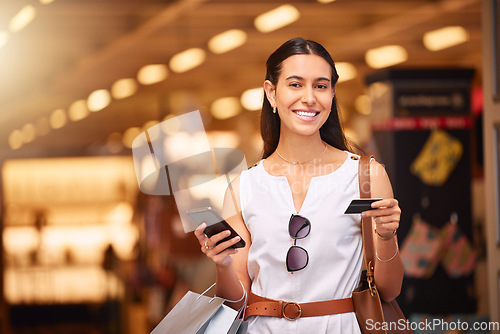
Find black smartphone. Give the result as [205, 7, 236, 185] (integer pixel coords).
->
[187, 207, 246, 249]
[344, 198, 382, 214]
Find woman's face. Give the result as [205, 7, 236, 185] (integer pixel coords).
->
[265, 54, 335, 137]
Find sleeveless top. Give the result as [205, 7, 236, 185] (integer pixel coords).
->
[239, 151, 363, 334]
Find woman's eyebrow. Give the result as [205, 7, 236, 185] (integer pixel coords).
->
[285, 75, 331, 82]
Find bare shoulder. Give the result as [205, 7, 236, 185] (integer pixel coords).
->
[369, 159, 394, 198]
[369, 159, 388, 179]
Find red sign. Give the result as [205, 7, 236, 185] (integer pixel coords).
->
[371, 116, 472, 131]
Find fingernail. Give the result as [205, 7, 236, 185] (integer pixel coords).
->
[234, 236, 240, 241]
[225, 230, 231, 236]
[200, 222, 206, 228]
[361, 212, 366, 217]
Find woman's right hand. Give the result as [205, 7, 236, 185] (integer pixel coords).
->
[194, 223, 241, 268]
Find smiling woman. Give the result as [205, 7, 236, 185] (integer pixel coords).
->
[264, 54, 335, 142]
[193, 38, 405, 334]
[260, 38, 350, 160]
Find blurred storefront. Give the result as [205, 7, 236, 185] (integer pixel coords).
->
[0, 156, 213, 333]
[2, 157, 138, 333]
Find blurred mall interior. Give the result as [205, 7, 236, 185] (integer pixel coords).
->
[0, 0, 499, 333]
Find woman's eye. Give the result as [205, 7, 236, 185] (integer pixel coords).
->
[289, 82, 301, 88]
[316, 84, 328, 89]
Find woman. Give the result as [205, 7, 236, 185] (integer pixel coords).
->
[194, 37, 404, 333]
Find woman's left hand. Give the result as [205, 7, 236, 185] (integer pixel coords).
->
[361, 198, 401, 237]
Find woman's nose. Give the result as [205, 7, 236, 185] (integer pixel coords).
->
[301, 89, 316, 105]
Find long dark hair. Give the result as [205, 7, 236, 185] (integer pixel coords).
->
[261, 37, 353, 159]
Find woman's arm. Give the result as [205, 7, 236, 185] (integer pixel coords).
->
[361, 160, 404, 302]
[194, 176, 252, 310]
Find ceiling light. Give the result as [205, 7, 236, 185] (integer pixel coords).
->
[9, 5, 36, 33]
[169, 48, 206, 73]
[317, 0, 336, 3]
[211, 97, 242, 120]
[111, 78, 138, 99]
[49, 109, 67, 129]
[122, 127, 142, 149]
[254, 5, 300, 33]
[8, 130, 23, 150]
[21, 123, 36, 143]
[0, 32, 8, 48]
[137, 64, 168, 85]
[368, 81, 391, 99]
[87, 89, 111, 112]
[365, 45, 408, 69]
[208, 29, 247, 54]
[207, 131, 240, 149]
[68, 100, 89, 121]
[423, 26, 469, 51]
[335, 62, 357, 83]
[241, 88, 264, 111]
[355, 95, 371, 115]
[40, 0, 56, 4]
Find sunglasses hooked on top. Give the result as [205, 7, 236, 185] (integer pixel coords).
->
[286, 214, 311, 273]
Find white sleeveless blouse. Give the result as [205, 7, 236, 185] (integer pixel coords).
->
[239, 151, 363, 334]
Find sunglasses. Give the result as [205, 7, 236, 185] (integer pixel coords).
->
[286, 214, 311, 273]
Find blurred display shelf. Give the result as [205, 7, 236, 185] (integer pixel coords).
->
[4, 265, 124, 304]
[1, 156, 139, 309]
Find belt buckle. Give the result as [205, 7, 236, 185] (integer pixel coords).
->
[282, 301, 302, 321]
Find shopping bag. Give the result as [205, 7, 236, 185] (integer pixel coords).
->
[151, 285, 247, 334]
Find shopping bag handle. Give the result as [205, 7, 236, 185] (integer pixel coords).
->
[198, 281, 247, 310]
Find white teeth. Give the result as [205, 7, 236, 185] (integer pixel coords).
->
[296, 111, 317, 117]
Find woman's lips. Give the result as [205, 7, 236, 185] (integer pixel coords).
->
[292, 109, 320, 121]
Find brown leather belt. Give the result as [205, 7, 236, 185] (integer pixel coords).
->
[245, 292, 354, 321]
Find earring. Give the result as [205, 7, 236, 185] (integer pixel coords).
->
[273, 106, 277, 114]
